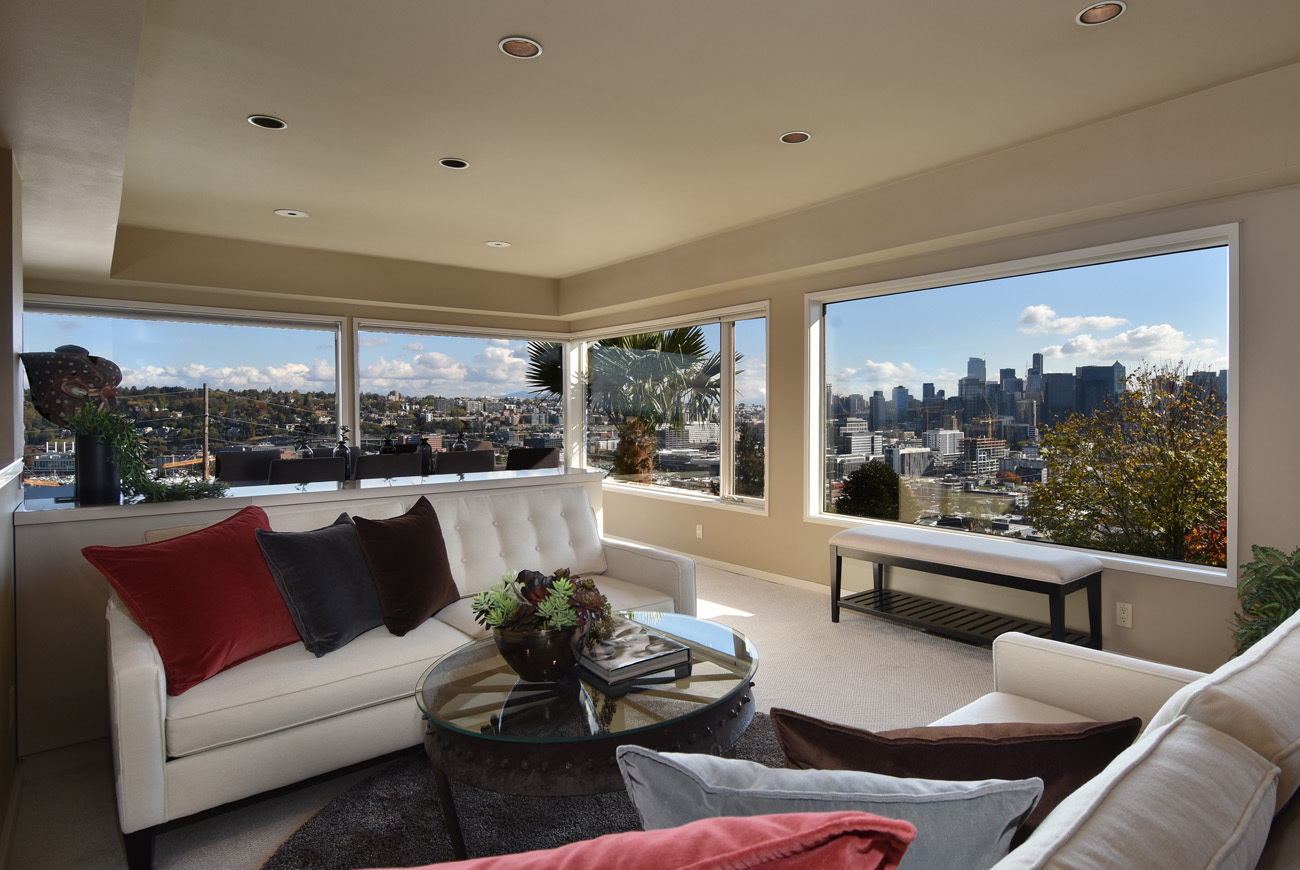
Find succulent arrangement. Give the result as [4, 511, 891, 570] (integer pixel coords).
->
[472, 568, 614, 637]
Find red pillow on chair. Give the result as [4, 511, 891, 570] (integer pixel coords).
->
[83, 506, 300, 695]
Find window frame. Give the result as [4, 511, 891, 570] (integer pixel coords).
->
[805, 225, 1239, 586]
[571, 302, 769, 509]
[24, 294, 349, 450]
[352, 317, 570, 452]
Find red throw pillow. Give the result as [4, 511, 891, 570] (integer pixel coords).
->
[361, 811, 916, 870]
[84, 506, 300, 695]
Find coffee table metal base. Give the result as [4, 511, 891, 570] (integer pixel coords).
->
[423, 682, 756, 860]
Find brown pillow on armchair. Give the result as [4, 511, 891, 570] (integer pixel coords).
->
[770, 708, 1141, 840]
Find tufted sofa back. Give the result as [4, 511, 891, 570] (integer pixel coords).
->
[433, 485, 608, 596]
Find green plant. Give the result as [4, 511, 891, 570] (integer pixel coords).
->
[835, 461, 901, 520]
[1233, 544, 1300, 655]
[66, 402, 229, 503]
[471, 568, 613, 636]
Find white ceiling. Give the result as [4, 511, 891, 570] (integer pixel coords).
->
[5, 0, 1300, 282]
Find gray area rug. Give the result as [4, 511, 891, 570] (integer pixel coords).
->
[261, 712, 784, 870]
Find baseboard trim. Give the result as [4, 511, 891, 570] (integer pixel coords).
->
[602, 537, 831, 597]
[0, 764, 23, 870]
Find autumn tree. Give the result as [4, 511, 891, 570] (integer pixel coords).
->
[1027, 363, 1227, 566]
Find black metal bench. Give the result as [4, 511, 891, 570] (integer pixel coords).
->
[830, 525, 1104, 648]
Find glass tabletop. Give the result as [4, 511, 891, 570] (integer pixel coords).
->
[416, 611, 758, 743]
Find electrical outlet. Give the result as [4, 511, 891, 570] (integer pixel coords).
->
[695, 524, 703, 539]
[1116, 601, 1133, 628]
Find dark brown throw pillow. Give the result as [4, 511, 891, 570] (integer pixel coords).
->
[352, 496, 459, 636]
[770, 708, 1141, 841]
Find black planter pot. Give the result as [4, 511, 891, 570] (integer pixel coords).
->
[75, 433, 121, 506]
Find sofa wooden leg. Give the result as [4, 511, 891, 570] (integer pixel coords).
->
[124, 828, 154, 870]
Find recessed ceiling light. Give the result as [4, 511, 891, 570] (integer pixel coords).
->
[247, 114, 287, 130]
[439, 158, 470, 169]
[1076, 2, 1126, 25]
[485, 241, 512, 248]
[499, 36, 542, 59]
[274, 209, 310, 218]
[780, 131, 812, 144]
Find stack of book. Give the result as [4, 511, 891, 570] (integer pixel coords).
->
[580, 618, 691, 684]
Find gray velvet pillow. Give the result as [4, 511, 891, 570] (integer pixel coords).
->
[255, 514, 385, 656]
[616, 746, 1042, 870]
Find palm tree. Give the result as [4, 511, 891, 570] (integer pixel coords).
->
[526, 328, 725, 480]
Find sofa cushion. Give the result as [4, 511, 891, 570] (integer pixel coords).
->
[354, 496, 459, 636]
[255, 514, 385, 656]
[1146, 605, 1300, 814]
[771, 709, 1140, 838]
[388, 811, 916, 870]
[929, 692, 1097, 727]
[617, 746, 1040, 870]
[84, 506, 300, 695]
[432, 487, 608, 597]
[991, 716, 1278, 870]
[165, 615, 472, 758]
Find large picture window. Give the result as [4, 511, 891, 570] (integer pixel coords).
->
[810, 231, 1232, 570]
[571, 312, 767, 502]
[22, 305, 340, 494]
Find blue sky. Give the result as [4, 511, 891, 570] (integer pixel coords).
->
[24, 314, 769, 403]
[824, 246, 1229, 397]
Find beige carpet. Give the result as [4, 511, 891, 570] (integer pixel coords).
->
[7, 564, 992, 870]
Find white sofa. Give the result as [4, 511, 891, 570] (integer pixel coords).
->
[105, 484, 695, 869]
[934, 619, 1300, 869]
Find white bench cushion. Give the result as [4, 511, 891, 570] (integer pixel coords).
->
[165, 616, 470, 758]
[831, 525, 1103, 585]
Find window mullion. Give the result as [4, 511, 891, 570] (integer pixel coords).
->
[720, 320, 736, 499]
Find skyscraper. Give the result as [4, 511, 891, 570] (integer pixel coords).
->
[967, 357, 987, 383]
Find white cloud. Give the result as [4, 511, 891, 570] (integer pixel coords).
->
[473, 345, 527, 384]
[1039, 323, 1203, 364]
[121, 359, 335, 391]
[361, 352, 466, 384]
[404, 342, 425, 352]
[1018, 305, 1129, 335]
[358, 335, 390, 348]
[833, 360, 921, 391]
[735, 360, 767, 404]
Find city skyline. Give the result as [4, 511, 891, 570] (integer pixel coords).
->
[824, 246, 1228, 399]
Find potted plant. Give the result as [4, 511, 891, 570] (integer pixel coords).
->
[66, 402, 229, 504]
[1233, 544, 1300, 654]
[472, 568, 614, 681]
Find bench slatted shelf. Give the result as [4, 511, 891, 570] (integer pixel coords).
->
[830, 525, 1103, 648]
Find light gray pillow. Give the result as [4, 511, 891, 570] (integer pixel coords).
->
[616, 746, 1042, 870]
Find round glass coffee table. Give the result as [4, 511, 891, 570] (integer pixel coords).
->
[416, 611, 758, 859]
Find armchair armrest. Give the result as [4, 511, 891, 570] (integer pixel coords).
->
[992, 632, 1205, 727]
[600, 537, 697, 616]
[106, 598, 169, 833]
